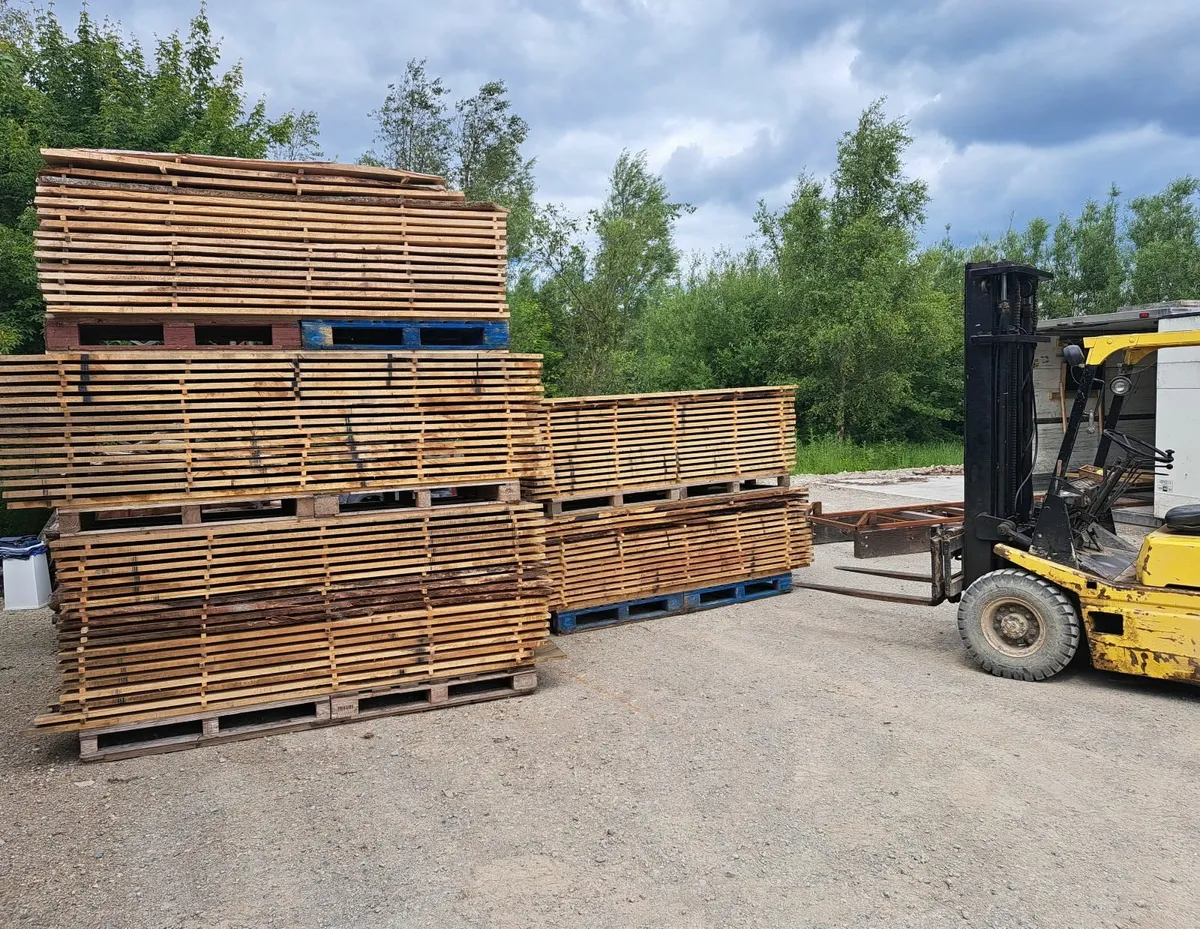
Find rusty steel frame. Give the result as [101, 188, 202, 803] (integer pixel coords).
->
[809, 501, 966, 558]
[809, 491, 1151, 561]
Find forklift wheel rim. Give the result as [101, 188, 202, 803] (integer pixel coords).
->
[980, 598, 1047, 657]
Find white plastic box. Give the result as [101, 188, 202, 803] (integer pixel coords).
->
[1, 537, 52, 610]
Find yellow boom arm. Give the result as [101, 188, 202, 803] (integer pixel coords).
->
[1083, 328, 1200, 367]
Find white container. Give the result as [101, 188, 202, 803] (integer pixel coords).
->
[2, 537, 52, 610]
[1155, 317, 1200, 518]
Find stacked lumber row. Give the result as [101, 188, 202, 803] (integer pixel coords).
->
[18, 348, 553, 736]
[538, 384, 810, 617]
[0, 352, 545, 511]
[38, 504, 548, 731]
[15, 150, 554, 750]
[526, 387, 796, 500]
[35, 149, 508, 320]
[546, 489, 812, 611]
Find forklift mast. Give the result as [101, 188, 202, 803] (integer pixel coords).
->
[800, 262, 1179, 609]
[961, 262, 1052, 587]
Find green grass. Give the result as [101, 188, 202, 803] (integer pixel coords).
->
[793, 437, 963, 474]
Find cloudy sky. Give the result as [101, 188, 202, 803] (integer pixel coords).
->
[50, 0, 1200, 255]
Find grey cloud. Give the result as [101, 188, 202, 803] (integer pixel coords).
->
[36, 0, 1200, 254]
[848, 0, 1200, 145]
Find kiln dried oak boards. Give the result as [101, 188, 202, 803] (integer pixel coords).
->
[13, 149, 549, 758]
[527, 386, 797, 502]
[35, 149, 509, 320]
[38, 503, 549, 731]
[533, 386, 809, 633]
[0, 351, 545, 511]
[546, 488, 813, 612]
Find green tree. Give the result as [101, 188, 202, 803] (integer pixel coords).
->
[363, 58, 451, 176]
[0, 1, 306, 351]
[270, 109, 324, 161]
[993, 216, 1052, 269]
[454, 80, 535, 262]
[756, 100, 960, 441]
[508, 267, 564, 390]
[365, 61, 536, 260]
[637, 250, 782, 393]
[529, 151, 691, 395]
[1126, 177, 1200, 304]
[1044, 186, 1125, 316]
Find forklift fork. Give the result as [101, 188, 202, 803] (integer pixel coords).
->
[794, 524, 964, 606]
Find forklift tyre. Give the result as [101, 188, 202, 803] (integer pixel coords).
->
[957, 568, 1080, 682]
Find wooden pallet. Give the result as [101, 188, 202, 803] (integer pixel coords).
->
[45, 316, 509, 352]
[54, 479, 522, 535]
[35, 149, 509, 320]
[545, 473, 790, 516]
[552, 573, 793, 634]
[546, 487, 813, 612]
[44, 315, 304, 351]
[524, 387, 797, 500]
[300, 319, 509, 350]
[0, 351, 546, 510]
[76, 667, 537, 762]
[41, 502, 549, 729]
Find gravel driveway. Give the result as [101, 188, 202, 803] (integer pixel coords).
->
[1, 479, 1196, 929]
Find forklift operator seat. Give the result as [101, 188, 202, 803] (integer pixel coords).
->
[1164, 504, 1200, 534]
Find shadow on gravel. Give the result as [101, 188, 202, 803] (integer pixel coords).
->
[32, 732, 80, 767]
[1081, 668, 1200, 703]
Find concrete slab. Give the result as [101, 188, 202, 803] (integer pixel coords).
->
[819, 473, 964, 503]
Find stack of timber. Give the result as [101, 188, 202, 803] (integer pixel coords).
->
[5, 347, 552, 758]
[526, 387, 796, 509]
[39, 504, 548, 738]
[0, 351, 544, 512]
[547, 488, 813, 632]
[535, 386, 812, 633]
[6, 148, 554, 760]
[35, 149, 510, 351]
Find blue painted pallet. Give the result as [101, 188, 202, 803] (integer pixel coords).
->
[301, 319, 509, 351]
[552, 573, 793, 635]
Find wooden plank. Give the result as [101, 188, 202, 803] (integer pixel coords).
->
[525, 387, 798, 500]
[35, 149, 509, 320]
[41, 148, 450, 186]
[546, 488, 813, 611]
[0, 352, 546, 509]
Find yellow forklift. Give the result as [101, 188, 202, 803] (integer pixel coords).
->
[805, 263, 1200, 685]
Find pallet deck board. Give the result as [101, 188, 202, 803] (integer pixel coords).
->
[54, 479, 522, 535]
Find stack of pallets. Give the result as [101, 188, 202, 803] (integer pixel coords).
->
[1, 149, 549, 760]
[524, 388, 813, 633]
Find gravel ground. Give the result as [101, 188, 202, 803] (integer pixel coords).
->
[1, 478, 1198, 929]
